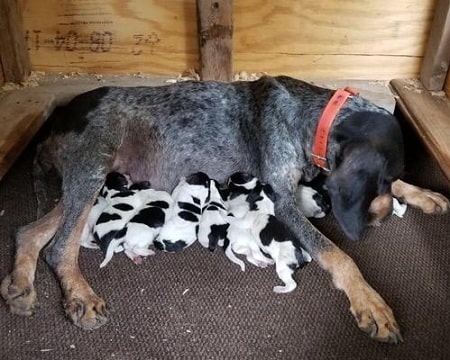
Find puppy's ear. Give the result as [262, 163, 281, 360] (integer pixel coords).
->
[326, 146, 386, 241]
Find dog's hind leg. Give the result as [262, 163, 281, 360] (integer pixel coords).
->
[44, 170, 110, 330]
[1, 203, 63, 316]
[392, 179, 449, 214]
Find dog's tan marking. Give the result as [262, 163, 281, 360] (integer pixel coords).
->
[1, 203, 63, 316]
[56, 203, 108, 330]
[392, 179, 449, 214]
[368, 193, 393, 226]
[317, 246, 403, 343]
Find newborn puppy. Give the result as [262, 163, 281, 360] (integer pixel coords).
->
[154, 172, 210, 252]
[295, 174, 330, 218]
[230, 173, 312, 292]
[80, 172, 130, 249]
[223, 172, 275, 270]
[197, 179, 246, 271]
[99, 181, 173, 267]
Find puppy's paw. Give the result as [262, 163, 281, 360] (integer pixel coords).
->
[1, 274, 38, 316]
[350, 286, 403, 344]
[64, 292, 108, 330]
[273, 284, 296, 294]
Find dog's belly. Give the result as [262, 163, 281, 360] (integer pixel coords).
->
[113, 124, 258, 192]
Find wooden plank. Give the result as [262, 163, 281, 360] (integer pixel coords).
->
[19, 0, 435, 80]
[0, 62, 4, 86]
[445, 70, 450, 98]
[234, 53, 421, 80]
[390, 78, 450, 181]
[197, 0, 233, 82]
[0, 90, 55, 180]
[0, 0, 31, 82]
[420, 0, 450, 91]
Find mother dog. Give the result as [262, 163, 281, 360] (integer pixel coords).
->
[1, 76, 448, 343]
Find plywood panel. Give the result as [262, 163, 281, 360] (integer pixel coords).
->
[391, 78, 450, 181]
[20, 0, 435, 79]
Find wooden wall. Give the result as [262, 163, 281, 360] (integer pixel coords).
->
[19, 0, 436, 80]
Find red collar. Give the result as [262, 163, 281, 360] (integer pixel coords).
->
[311, 87, 359, 171]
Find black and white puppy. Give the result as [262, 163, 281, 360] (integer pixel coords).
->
[228, 173, 312, 292]
[154, 172, 210, 252]
[197, 179, 247, 271]
[295, 173, 330, 219]
[98, 181, 173, 267]
[80, 172, 130, 249]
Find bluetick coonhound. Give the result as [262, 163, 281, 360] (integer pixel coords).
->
[2, 76, 449, 343]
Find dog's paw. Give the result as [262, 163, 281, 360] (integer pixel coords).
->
[408, 190, 449, 214]
[392, 180, 449, 215]
[350, 286, 403, 344]
[64, 293, 109, 330]
[1, 274, 38, 316]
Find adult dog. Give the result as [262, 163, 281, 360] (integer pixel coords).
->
[1, 76, 448, 343]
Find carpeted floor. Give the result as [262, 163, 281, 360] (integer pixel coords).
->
[0, 120, 449, 360]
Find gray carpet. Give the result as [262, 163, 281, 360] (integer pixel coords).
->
[0, 121, 449, 360]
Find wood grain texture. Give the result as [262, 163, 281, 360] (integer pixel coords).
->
[390, 78, 450, 181]
[445, 70, 450, 98]
[197, 0, 233, 81]
[0, 90, 55, 180]
[419, 0, 450, 91]
[19, 0, 435, 79]
[0, 0, 31, 82]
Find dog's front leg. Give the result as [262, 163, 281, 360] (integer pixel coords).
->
[392, 179, 449, 214]
[272, 187, 402, 343]
[1, 203, 63, 316]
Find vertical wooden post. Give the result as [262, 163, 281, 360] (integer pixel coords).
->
[0, 0, 31, 83]
[419, 0, 450, 91]
[197, 0, 233, 82]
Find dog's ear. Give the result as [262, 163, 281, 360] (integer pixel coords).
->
[326, 146, 388, 241]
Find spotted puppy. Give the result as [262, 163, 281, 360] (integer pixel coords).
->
[197, 179, 247, 271]
[80, 172, 130, 249]
[295, 174, 330, 219]
[154, 172, 210, 252]
[232, 174, 312, 293]
[94, 180, 172, 267]
[222, 172, 276, 270]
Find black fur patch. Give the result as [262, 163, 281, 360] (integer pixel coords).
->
[52, 87, 110, 135]
[96, 212, 122, 225]
[178, 211, 198, 222]
[113, 203, 134, 211]
[208, 224, 230, 251]
[130, 207, 165, 228]
[178, 201, 201, 214]
[147, 200, 170, 209]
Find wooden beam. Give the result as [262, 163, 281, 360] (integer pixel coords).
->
[0, 0, 31, 83]
[390, 78, 450, 181]
[445, 69, 450, 98]
[419, 0, 450, 91]
[197, 0, 233, 82]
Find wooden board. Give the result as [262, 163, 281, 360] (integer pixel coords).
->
[419, 0, 450, 91]
[0, 0, 31, 82]
[390, 78, 450, 181]
[19, 0, 435, 80]
[0, 89, 54, 180]
[445, 70, 450, 98]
